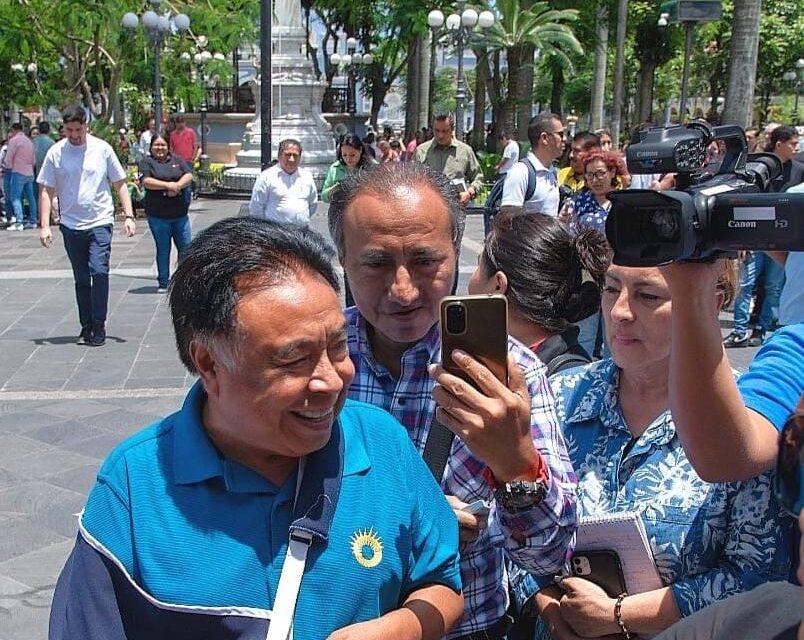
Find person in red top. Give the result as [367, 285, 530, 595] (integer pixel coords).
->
[167, 114, 199, 203]
[168, 114, 199, 164]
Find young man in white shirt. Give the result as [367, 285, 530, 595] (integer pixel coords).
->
[495, 131, 519, 176]
[501, 113, 564, 217]
[248, 139, 318, 227]
[38, 105, 136, 347]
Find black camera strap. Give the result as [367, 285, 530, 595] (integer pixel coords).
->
[422, 416, 455, 483]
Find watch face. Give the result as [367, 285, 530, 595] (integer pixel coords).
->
[497, 480, 546, 511]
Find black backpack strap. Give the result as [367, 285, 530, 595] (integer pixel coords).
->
[522, 157, 539, 202]
[422, 416, 455, 483]
[546, 352, 590, 378]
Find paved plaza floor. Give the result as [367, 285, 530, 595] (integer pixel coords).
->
[0, 198, 759, 639]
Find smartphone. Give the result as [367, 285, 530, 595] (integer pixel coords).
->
[569, 550, 627, 597]
[461, 499, 491, 517]
[439, 295, 508, 390]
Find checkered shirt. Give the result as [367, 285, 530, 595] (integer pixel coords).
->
[345, 307, 577, 638]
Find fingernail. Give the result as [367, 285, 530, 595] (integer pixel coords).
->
[452, 349, 467, 363]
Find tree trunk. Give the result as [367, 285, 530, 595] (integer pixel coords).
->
[550, 58, 564, 116]
[418, 35, 431, 134]
[636, 60, 656, 124]
[723, 0, 762, 127]
[472, 48, 488, 149]
[589, 2, 609, 131]
[611, 0, 628, 146]
[515, 44, 535, 139]
[404, 35, 424, 139]
[502, 44, 522, 135]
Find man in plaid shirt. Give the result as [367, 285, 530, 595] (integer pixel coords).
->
[328, 163, 577, 639]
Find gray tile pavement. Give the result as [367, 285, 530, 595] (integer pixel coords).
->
[0, 198, 760, 640]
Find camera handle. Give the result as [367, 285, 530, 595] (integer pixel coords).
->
[712, 124, 748, 175]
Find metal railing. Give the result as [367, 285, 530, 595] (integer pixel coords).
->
[202, 86, 255, 113]
[322, 87, 349, 114]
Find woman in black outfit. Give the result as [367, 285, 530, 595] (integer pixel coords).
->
[138, 135, 194, 292]
[468, 210, 609, 376]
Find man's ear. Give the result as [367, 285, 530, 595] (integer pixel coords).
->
[189, 339, 222, 398]
[495, 271, 509, 295]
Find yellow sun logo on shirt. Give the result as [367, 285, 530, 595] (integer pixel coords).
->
[350, 528, 383, 568]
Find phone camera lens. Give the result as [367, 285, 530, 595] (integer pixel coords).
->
[445, 303, 466, 334]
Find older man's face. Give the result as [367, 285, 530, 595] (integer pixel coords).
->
[342, 183, 457, 353]
[278, 144, 302, 174]
[202, 270, 354, 460]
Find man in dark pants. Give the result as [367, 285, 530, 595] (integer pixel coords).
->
[37, 106, 136, 346]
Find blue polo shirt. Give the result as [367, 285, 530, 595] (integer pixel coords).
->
[50, 382, 461, 640]
[738, 323, 804, 431]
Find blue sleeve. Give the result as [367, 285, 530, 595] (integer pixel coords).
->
[402, 432, 463, 597]
[49, 536, 130, 640]
[737, 323, 804, 431]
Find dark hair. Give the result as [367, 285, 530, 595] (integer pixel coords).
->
[10, 123, 22, 132]
[433, 112, 455, 129]
[573, 130, 601, 149]
[170, 217, 339, 373]
[278, 138, 302, 154]
[61, 105, 87, 124]
[149, 135, 170, 156]
[328, 162, 465, 260]
[498, 130, 511, 141]
[527, 112, 562, 147]
[483, 211, 609, 333]
[39, 121, 50, 134]
[768, 125, 798, 150]
[171, 114, 186, 124]
[337, 134, 370, 168]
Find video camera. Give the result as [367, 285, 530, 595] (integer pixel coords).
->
[605, 120, 804, 266]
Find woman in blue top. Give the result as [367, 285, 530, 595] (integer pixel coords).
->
[517, 262, 791, 640]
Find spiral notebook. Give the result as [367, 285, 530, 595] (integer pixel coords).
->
[576, 511, 664, 594]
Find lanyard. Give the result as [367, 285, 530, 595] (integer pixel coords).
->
[265, 459, 311, 640]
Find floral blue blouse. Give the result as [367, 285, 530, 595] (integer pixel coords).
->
[511, 359, 791, 625]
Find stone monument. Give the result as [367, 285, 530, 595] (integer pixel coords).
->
[223, 0, 334, 190]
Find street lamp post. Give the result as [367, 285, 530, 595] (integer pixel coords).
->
[331, 39, 373, 135]
[427, 3, 494, 141]
[123, 0, 190, 134]
[789, 58, 804, 125]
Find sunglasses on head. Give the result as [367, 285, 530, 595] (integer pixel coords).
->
[773, 412, 804, 517]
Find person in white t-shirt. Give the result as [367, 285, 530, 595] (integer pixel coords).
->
[248, 139, 318, 227]
[501, 113, 564, 217]
[494, 131, 519, 176]
[37, 105, 135, 348]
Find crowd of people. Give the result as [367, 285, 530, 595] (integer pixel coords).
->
[1, 104, 802, 640]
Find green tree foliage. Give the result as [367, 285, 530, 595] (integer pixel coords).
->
[0, 0, 256, 125]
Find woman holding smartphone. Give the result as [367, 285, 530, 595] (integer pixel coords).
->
[510, 260, 791, 640]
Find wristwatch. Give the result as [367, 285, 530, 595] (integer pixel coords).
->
[494, 479, 547, 513]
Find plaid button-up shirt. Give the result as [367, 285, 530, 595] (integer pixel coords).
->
[345, 307, 577, 638]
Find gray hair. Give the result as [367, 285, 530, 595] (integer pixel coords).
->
[327, 162, 465, 262]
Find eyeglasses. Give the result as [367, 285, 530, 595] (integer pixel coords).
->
[549, 130, 566, 139]
[585, 169, 611, 181]
[774, 412, 804, 517]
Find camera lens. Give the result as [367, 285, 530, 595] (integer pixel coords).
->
[445, 303, 466, 334]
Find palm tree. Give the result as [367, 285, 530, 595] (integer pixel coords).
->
[723, 0, 762, 127]
[482, 0, 582, 137]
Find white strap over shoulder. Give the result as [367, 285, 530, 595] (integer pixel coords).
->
[266, 529, 313, 640]
[265, 458, 310, 640]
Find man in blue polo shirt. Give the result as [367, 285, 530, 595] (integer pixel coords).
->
[49, 218, 463, 640]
